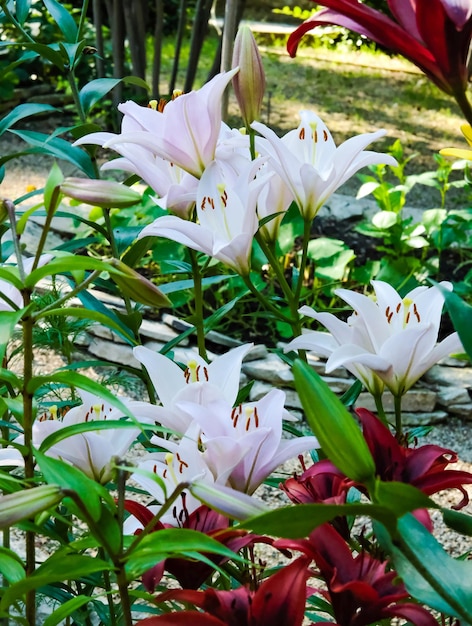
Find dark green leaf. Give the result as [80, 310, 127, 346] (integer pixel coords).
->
[242, 502, 393, 538]
[0, 103, 56, 137]
[79, 78, 122, 116]
[374, 481, 437, 516]
[8, 130, 95, 177]
[0, 309, 27, 362]
[442, 508, 472, 537]
[42, 0, 78, 41]
[0, 553, 113, 610]
[438, 286, 472, 359]
[376, 514, 472, 621]
[15, 0, 32, 24]
[43, 596, 92, 626]
[0, 547, 25, 584]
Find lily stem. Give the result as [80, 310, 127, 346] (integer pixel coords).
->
[189, 249, 208, 361]
[393, 394, 402, 437]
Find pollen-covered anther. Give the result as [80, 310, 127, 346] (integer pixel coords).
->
[385, 306, 393, 323]
[299, 127, 305, 140]
[231, 405, 242, 427]
[176, 452, 189, 474]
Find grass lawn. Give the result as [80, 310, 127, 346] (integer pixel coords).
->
[159, 32, 468, 209]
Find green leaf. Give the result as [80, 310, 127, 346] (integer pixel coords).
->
[42, 0, 78, 41]
[125, 528, 241, 580]
[74, 289, 137, 345]
[0, 553, 113, 611]
[17, 42, 66, 70]
[0, 547, 25, 584]
[374, 481, 437, 516]
[14, 0, 32, 25]
[44, 162, 64, 214]
[35, 450, 111, 521]
[25, 255, 115, 287]
[36, 307, 136, 345]
[293, 360, 376, 484]
[43, 596, 92, 626]
[372, 211, 397, 229]
[0, 309, 27, 362]
[39, 419, 142, 454]
[0, 103, 56, 137]
[442, 508, 472, 537]
[79, 78, 122, 115]
[28, 371, 137, 422]
[376, 514, 472, 621]
[242, 502, 392, 538]
[8, 129, 95, 177]
[438, 286, 472, 359]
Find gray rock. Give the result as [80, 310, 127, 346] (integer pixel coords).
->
[242, 353, 294, 385]
[356, 389, 437, 413]
[438, 387, 471, 406]
[398, 411, 448, 426]
[424, 365, 472, 388]
[447, 404, 472, 420]
[140, 317, 188, 345]
[87, 337, 138, 367]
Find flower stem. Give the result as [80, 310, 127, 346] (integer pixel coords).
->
[393, 394, 403, 436]
[453, 88, 472, 127]
[189, 249, 208, 361]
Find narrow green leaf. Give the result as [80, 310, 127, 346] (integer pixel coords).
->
[0, 547, 25, 584]
[0, 103, 55, 136]
[0, 309, 26, 362]
[35, 450, 111, 521]
[293, 360, 376, 484]
[25, 255, 115, 287]
[242, 503, 393, 538]
[79, 78, 122, 116]
[17, 42, 66, 69]
[8, 129, 95, 177]
[374, 481, 437, 516]
[44, 162, 64, 214]
[27, 371, 137, 422]
[439, 286, 472, 359]
[42, 0, 78, 41]
[39, 419, 142, 453]
[442, 508, 472, 537]
[14, 0, 32, 24]
[43, 596, 92, 626]
[36, 307, 136, 345]
[376, 514, 472, 621]
[125, 528, 241, 580]
[0, 554, 113, 610]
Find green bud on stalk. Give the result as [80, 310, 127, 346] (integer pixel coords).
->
[61, 178, 142, 208]
[232, 26, 266, 127]
[109, 258, 171, 308]
[0, 485, 63, 529]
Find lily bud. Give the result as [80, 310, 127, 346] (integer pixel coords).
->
[0, 485, 63, 529]
[109, 258, 171, 308]
[232, 26, 266, 127]
[190, 481, 269, 520]
[61, 178, 142, 208]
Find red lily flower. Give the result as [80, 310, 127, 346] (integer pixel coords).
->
[124, 499, 277, 590]
[281, 457, 354, 538]
[287, 0, 472, 123]
[356, 407, 472, 510]
[135, 555, 312, 626]
[277, 524, 437, 626]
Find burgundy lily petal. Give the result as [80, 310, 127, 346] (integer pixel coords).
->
[135, 612, 225, 625]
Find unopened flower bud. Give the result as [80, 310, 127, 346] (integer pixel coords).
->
[0, 485, 63, 529]
[109, 258, 171, 308]
[61, 178, 142, 208]
[232, 26, 266, 127]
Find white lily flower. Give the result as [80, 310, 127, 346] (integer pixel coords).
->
[133, 343, 253, 435]
[252, 111, 397, 220]
[100, 69, 238, 179]
[30, 390, 161, 483]
[138, 157, 267, 275]
[177, 388, 319, 494]
[287, 280, 463, 397]
[129, 424, 228, 527]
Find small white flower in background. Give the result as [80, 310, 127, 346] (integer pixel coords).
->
[252, 111, 397, 220]
[287, 280, 463, 397]
[133, 343, 254, 435]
